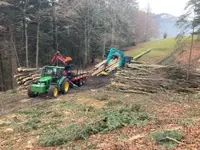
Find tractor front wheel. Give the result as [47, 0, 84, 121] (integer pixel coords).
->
[28, 86, 38, 98]
[48, 86, 59, 98]
[61, 79, 70, 94]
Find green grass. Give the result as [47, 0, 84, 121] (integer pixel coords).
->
[125, 38, 176, 62]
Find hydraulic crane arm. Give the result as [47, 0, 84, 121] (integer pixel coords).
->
[106, 48, 125, 67]
[51, 51, 72, 65]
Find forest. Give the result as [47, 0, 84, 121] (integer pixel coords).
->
[0, 0, 159, 91]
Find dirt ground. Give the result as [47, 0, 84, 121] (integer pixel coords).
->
[0, 74, 200, 150]
[0, 76, 111, 116]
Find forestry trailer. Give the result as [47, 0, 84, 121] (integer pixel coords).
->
[28, 52, 87, 98]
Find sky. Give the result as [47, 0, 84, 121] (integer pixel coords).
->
[139, 0, 189, 16]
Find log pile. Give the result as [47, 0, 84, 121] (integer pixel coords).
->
[14, 67, 42, 91]
[108, 64, 200, 94]
[90, 59, 120, 76]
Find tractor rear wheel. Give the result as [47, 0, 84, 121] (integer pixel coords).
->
[48, 85, 59, 98]
[61, 79, 70, 94]
[28, 86, 38, 98]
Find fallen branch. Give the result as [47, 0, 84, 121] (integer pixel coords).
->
[166, 136, 186, 145]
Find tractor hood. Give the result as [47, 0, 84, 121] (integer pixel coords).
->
[39, 76, 52, 82]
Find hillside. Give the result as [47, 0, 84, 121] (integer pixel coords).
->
[125, 38, 176, 64]
[126, 37, 200, 67]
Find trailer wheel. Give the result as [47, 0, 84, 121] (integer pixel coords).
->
[82, 78, 86, 85]
[78, 79, 83, 86]
[28, 86, 38, 98]
[48, 85, 59, 98]
[61, 79, 70, 94]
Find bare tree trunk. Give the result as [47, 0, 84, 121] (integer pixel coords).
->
[52, 0, 58, 52]
[83, 0, 89, 66]
[187, 27, 195, 82]
[102, 31, 106, 58]
[84, 17, 88, 66]
[144, 4, 150, 42]
[24, 0, 29, 67]
[36, 21, 40, 69]
[9, 24, 17, 89]
[0, 53, 4, 91]
[36, 0, 41, 69]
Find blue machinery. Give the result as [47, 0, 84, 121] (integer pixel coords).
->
[106, 48, 133, 67]
[106, 48, 125, 67]
[98, 48, 133, 76]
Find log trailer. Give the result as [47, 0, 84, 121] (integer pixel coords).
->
[28, 51, 87, 98]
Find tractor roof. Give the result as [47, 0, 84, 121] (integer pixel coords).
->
[44, 66, 65, 69]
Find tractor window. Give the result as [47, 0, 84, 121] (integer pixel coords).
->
[43, 67, 64, 77]
[43, 68, 55, 76]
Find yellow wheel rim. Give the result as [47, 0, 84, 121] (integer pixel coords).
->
[64, 82, 69, 92]
[53, 88, 58, 97]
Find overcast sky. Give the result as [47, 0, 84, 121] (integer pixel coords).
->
[139, 0, 189, 16]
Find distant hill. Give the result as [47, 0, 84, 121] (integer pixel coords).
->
[153, 13, 180, 38]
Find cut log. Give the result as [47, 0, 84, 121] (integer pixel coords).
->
[31, 74, 41, 78]
[92, 59, 119, 76]
[24, 80, 33, 86]
[17, 75, 31, 81]
[95, 60, 106, 69]
[107, 64, 200, 94]
[22, 77, 33, 83]
[134, 48, 152, 60]
[14, 74, 24, 79]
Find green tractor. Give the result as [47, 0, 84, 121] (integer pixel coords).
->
[28, 66, 70, 98]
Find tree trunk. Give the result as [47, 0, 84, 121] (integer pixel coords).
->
[24, 0, 29, 67]
[36, 20, 40, 69]
[84, 17, 88, 66]
[52, 0, 57, 52]
[102, 31, 106, 58]
[36, 0, 41, 69]
[9, 24, 17, 89]
[187, 27, 195, 82]
[0, 53, 4, 91]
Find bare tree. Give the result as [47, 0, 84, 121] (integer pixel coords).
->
[24, 0, 29, 67]
[135, 4, 159, 43]
[36, 0, 41, 69]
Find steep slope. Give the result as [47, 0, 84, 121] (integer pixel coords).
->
[125, 38, 176, 64]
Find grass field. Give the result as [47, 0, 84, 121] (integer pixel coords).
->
[125, 38, 177, 63]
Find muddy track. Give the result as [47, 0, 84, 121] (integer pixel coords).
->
[0, 76, 110, 116]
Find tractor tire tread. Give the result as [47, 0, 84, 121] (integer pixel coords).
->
[48, 85, 58, 98]
[61, 79, 70, 94]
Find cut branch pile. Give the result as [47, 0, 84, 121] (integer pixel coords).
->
[14, 67, 42, 91]
[108, 64, 200, 94]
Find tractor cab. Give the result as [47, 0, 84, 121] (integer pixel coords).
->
[42, 66, 65, 82]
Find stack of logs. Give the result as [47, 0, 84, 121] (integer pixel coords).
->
[90, 49, 152, 76]
[90, 59, 120, 76]
[108, 64, 200, 94]
[14, 67, 41, 91]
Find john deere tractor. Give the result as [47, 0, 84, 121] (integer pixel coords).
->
[28, 66, 70, 98]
